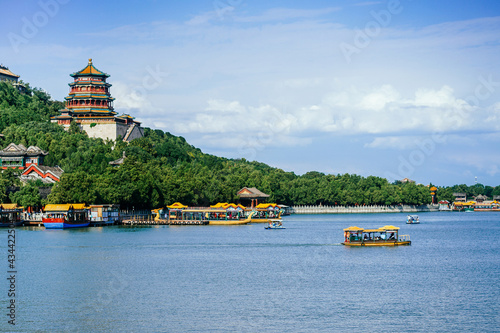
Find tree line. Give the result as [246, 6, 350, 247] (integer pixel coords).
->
[1, 81, 499, 209]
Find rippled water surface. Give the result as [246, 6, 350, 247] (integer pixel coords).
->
[1, 212, 499, 332]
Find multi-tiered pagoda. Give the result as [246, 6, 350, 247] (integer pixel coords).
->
[52, 59, 143, 142]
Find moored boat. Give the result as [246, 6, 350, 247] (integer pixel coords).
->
[0, 203, 24, 227]
[89, 204, 120, 225]
[406, 215, 420, 224]
[152, 203, 254, 225]
[246, 203, 282, 223]
[453, 201, 475, 212]
[43, 204, 90, 229]
[342, 225, 411, 246]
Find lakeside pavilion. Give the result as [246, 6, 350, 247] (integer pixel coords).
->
[237, 187, 270, 208]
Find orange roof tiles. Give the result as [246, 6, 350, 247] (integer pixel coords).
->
[71, 59, 109, 77]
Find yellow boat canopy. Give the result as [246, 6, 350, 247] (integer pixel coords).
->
[167, 202, 188, 209]
[255, 203, 280, 209]
[343, 226, 364, 232]
[380, 225, 400, 231]
[344, 225, 400, 232]
[454, 201, 475, 206]
[211, 203, 246, 210]
[0, 203, 23, 210]
[210, 202, 228, 208]
[44, 204, 87, 212]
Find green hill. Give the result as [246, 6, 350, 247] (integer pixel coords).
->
[1, 81, 498, 208]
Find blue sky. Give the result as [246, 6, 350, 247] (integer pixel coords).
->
[2, 0, 500, 186]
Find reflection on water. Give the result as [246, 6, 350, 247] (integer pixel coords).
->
[1, 212, 499, 332]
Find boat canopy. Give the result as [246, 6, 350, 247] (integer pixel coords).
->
[182, 208, 228, 213]
[454, 201, 475, 206]
[44, 203, 87, 212]
[363, 229, 382, 233]
[380, 225, 400, 230]
[0, 203, 23, 210]
[210, 203, 246, 210]
[167, 202, 188, 209]
[255, 203, 280, 210]
[343, 226, 364, 232]
[210, 202, 228, 208]
[344, 225, 400, 232]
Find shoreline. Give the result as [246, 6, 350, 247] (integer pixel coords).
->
[291, 204, 442, 214]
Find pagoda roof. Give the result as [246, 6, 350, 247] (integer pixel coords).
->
[117, 114, 135, 120]
[69, 108, 116, 113]
[0, 143, 48, 157]
[66, 94, 114, 99]
[52, 114, 74, 120]
[237, 187, 270, 198]
[0, 65, 19, 78]
[69, 80, 109, 86]
[70, 59, 109, 78]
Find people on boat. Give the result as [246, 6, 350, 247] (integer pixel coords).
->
[389, 233, 395, 240]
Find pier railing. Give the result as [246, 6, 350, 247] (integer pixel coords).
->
[290, 204, 439, 214]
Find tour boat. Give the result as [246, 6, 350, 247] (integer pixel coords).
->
[43, 204, 90, 229]
[342, 226, 411, 246]
[0, 203, 24, 227]
[406, 215, 420, 224]
[153, 206, 255, 225]
[453, 201, 475, 212]
[246, 203, 283, 223]
[265, 220, 285, 229]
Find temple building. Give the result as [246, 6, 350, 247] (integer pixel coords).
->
[0, 64, 27, 93]
[0, 64, 19, 83]
[0, 143, 48, 170]
[51, 59, 143, 142]
[0, 143, 63, 183]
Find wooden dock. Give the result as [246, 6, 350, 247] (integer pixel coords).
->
[120, 218, 209, 226]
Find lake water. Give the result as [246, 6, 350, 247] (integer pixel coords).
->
[1, 212, 499, 332]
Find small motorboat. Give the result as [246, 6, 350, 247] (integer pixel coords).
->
[406, 215, 420, 224]
[265, 221, 285, 229]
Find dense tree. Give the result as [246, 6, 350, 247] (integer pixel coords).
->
[1, 80, 498, 208]
[9, 180, 44, 207]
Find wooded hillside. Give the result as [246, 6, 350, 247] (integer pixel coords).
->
[1, 81, 498, 208]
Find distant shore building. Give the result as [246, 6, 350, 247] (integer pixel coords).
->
[0, 64, 27, 94]
[51, 59, 143, 142]
[0, 143, 63, 183]
[474, 194, 488, 203]
[429, 186, 437, 204]
[0, 143, 48, 170]
[438, 200, 451, 210]
[453, 192, 467, 202]
[237, 187, 270, 208]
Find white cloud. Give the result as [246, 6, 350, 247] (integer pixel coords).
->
[4, 6, 500, 183]
[365, 136, 421, 149]
[235, 7, 341, 23]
